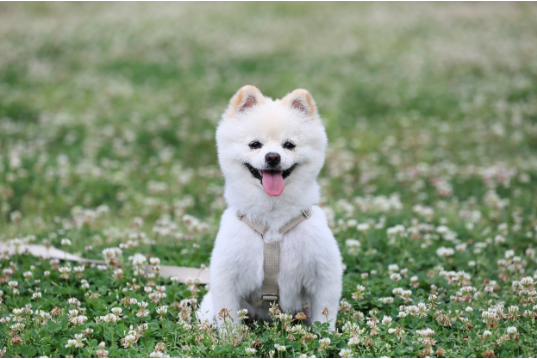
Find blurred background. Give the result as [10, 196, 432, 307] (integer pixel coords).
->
[0, 3, 536, 262]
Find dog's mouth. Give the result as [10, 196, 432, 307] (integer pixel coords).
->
[244, 163, 297, 197]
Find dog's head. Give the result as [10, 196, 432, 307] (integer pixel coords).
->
[216, 85, 327, 199]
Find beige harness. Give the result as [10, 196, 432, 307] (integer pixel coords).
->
[236, 208, 312, 309]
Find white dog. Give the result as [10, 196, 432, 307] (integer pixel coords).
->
[198, 85, 342, 330]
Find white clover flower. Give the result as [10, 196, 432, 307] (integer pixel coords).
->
[381, 315, 392, 326]
[61, 238, 72, 246]
[102, 247, 122, 265]
[520, 276, 534, 287]
[149, 352, 170, 358]
[339, 299, 351, 312]
[319, 338, 331, 346]
[401, 290, 413, 302]
[131, 253, 147, 267]
[388, 264, 399, 274]
[122, 334, 137, 348]
[436, 246, 455, 258]
[274, 344, 287, 352]
[65, 333, 86, 348]
[156, 306, 168, 316]
[237, 308, 248, 320]
[436, 225, 449, 235]
[342, 322, 364, 334]
[10, 211, 22, 223]
[416, 328, 435, 338]
[390, 273, 402, 281]
[32, 292, 42, 300]
[387, 225, 406, 238]
[287, 325, 306, 335]
[460, 286, 477, 296]
[348, 336, 360, 346]
[101, 313, 120, 323]
[494, 235, 506, 245]
[465, 306, 473, 313]
[483, 330, 492, 337]
[245, 348, 257, 355]
[137, 301, 150, 318]
[68, 298, 81, 307]
[11, 323, 25, 332]
[508, 305, 519, 315]
[392, 287, 403, 296]
[276, 313, 293, 324]
[507, 326, 517, 335]
[339, 348, 353, 358]
[345, 239, 361, 255]
[3, 268, 14, 276]
[70, 315, 88, 326]
[380, 297, 394, 304]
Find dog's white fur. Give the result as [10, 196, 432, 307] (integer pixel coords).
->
[198, 86, 342, 330]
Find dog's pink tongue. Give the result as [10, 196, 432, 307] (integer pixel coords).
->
[262, 171, 285, 196]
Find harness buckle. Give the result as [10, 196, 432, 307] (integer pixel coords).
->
[262, 294, 279, 303]
[301, 209, 311, 219]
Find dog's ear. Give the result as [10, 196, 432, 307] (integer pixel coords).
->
[226, 85, 265, 117]
[282, 89, 317, 117]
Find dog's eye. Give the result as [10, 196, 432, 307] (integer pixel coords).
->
[249, 141, 262, 150]
[283, 141, 296, 150]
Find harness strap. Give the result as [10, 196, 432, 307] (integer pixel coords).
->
[235, 213, 268, 238]
[236, 208, 312, 309]
[262, 241, 279, 308]
[279, 208, 312, 235]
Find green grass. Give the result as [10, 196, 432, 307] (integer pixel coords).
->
[1, 2, 537, 357]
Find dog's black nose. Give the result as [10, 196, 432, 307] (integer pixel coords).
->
[265, 152, 281, 166]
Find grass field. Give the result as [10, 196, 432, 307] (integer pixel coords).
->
[1, 2, 537, 357]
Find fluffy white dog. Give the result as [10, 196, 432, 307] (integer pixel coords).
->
[198, 85, 342, 330]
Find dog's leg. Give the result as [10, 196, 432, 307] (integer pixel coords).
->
[310, 295, 339, 330]
[196, 291, 215, 323]
[309, 277, 341, 331]
[211, 283, 242, 330]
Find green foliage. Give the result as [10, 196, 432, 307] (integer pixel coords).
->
[1, 2, 537, 358]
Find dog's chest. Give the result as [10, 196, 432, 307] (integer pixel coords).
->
[232, 227, 314, 297]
